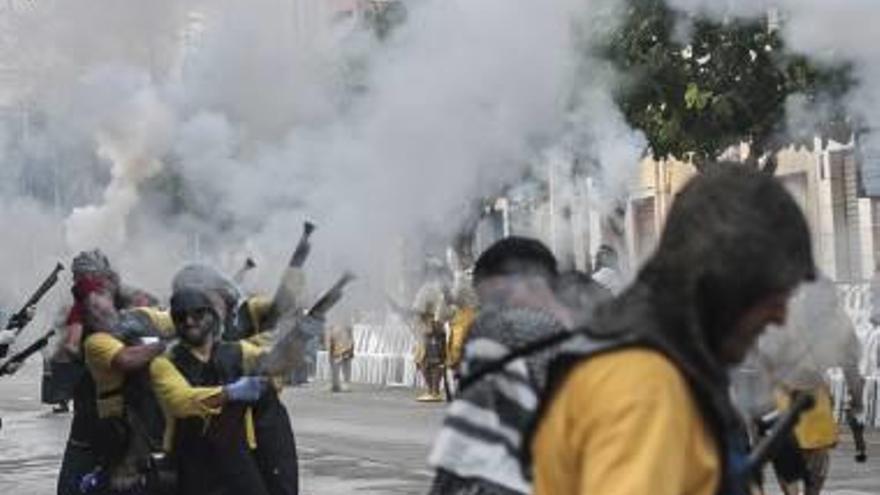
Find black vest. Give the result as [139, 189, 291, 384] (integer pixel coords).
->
[169, 342, 245, 450]
[170, 342, 265, 495]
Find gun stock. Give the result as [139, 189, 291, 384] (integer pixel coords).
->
[265, 222, 317, 325]
[7, 262, 64, 334]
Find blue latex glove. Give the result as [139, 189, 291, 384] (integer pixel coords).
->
[224, 376, 269, 402]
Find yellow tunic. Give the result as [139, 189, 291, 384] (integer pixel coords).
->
[149, 340, 265, 451]
[82, 307, 177, 418]
[83, 332, 127, 418]
[325, 324, 355, 361]
[776, 386, 838, 450]
[446, 306, 475, 368]
[243, 296, 274, 346]
[531, 349, 720, 495]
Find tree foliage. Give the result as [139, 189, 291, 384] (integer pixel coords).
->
[603, 0, 853, 171]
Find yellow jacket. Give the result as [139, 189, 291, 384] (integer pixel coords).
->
[532, 349, 719, 495]
[150, 340, 264, 451]
[83, 307, 176, 419]
[776, 386, 838, 450]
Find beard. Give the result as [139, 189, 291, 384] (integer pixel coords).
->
[180, 319, 218, 348]
[181, 329, 210, 347]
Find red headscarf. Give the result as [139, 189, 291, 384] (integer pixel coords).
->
[66, 274, 113, 325]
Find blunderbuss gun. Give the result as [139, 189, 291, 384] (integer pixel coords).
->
[261, 271, 357, 377]
[263, 222, 317, 328]
[207, 272, 356, 446]
[290, 221, 316, 269]
[6, 262, 64, 334]
[0, 262, 64, 359]
[846, 410, 868, 463]
[308, 271, 356, 319]
[232, 257, 257, 285]
[743, 393, 816, 477]
[0, 328, 55, 376]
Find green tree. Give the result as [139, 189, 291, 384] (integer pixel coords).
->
[603, 0, 853, 172]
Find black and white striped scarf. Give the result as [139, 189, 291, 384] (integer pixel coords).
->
[427, 307, 568, 494]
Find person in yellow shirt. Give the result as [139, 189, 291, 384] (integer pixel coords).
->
[171, 262, 304, 495]
[428, 236, 572, 495]
[80, 283, 173, 493]
[57, 249, 161, 495]
[445, 276, 479, 379]
[325, 321, 355, 392]
[151, 286, 271, 495]
[411, 259, 452, 402]
[531, 166, 817, 495]
[751, 274, 865, 495]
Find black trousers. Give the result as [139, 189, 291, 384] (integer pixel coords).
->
[253, 393, 299, 495]
[176, 406, 270, 495]
[57, 442, 98, 495]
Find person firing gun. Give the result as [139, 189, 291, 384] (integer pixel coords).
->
[0, 262, 65, 365]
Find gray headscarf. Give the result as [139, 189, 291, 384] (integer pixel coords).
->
[72, 249, 116, 279]
[171, 263, 242, 312]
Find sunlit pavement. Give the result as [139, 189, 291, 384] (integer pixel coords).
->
[1, 361, 878, 494]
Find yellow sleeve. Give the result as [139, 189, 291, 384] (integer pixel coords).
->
[240, 340, 266, 375]
[83, 332, 127, 417]
[533, 349, 719, 495]
[84, 332, 125, 374]
[776, 386, 838, 449]
[149, 355, 223, 418]
[131, 307, 176, 338]
[247, 296, 274, 328]
[246, 331, 274, 348]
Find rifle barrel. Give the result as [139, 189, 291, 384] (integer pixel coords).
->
[0, 329, 55, 375]
[745, 393, 816, 475]
[8, 262, 64, 333]
[289, 221, 316, 268]
[308, 272, 355, 318]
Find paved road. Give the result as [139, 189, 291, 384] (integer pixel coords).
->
[0, 361, 442, 494]
[1, 361, 878, 494]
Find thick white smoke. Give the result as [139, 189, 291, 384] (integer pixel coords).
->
[0, 0, 644, 310]
[64, 68, 176, 253]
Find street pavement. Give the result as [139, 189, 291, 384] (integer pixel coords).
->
[1, 360, 879, 494]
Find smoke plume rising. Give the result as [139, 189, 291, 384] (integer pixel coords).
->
[0, 0, 644, 315]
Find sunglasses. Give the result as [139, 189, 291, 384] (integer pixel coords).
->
[171, 307, 215, 325]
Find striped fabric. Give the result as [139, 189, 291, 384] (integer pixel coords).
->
[427, 307, 567, 495]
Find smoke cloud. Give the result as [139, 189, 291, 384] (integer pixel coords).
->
[0, 0, 645, 314]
